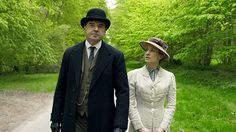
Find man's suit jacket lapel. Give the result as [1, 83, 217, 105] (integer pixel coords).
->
[90, 42, 112, 89]
[71, 42, 85, 88]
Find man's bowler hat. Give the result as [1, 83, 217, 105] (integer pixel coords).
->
[80, 8, 110, 29]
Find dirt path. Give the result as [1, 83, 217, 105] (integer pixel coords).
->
[11, 99, 52, 132]
[0, 91, 53, 132]
[1, 91, 130, 132]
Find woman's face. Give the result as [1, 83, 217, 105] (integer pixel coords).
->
[144, 45, 164, 65]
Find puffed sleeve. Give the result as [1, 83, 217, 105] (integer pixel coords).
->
[128, 70, 144, 130]
[159, 73, 176, 131]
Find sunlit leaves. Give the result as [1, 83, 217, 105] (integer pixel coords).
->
[0, 0, 55, 72]
[110, 0, 235, 66]
[0, 0, 109, 72]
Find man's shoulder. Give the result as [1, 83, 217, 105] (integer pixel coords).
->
[65, 42, 84, 52]
[71, 42, 84, 49]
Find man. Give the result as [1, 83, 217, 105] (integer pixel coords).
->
[50, 8, 129, 132]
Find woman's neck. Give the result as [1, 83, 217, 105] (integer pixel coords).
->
[146, 63, 159, 69]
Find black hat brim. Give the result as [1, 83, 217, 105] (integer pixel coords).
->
[81, 17, 110, 29]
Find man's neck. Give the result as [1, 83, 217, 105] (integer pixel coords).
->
[87, 40, 100, 46]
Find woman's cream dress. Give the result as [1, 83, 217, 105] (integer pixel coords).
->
[128, 66, 176, 132]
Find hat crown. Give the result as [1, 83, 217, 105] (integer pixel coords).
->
[80, 8, 110, 29]
[140, 37, 170, 61]
[148, 38, 168, 51]
[86, 8, 107, 19]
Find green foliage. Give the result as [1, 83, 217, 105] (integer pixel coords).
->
[0, 0, 55, 72]
[172, 0, 236, 66]
[0, 0, 109, 73]
[1, 0, 235, 72]
[110, 0, 236, 66]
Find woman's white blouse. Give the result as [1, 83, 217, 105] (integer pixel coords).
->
[128, 66, 176, 132]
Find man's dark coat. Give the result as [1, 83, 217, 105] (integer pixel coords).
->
[50, 41, 129, 132]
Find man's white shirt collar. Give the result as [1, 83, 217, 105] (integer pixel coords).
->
[85, 40, 102, 58]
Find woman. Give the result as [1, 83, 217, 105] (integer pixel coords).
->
[128, 38, 176, 132]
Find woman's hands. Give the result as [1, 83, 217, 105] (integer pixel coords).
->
[155, 128, 165, 132]
[138, 127, 150, 132]
[138, 127, 164, 132]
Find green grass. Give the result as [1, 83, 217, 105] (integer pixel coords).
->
[171, 82, 236, 131]
[169, 67, 236, 131]
[0, 61, 236, 131]
[0, 73, 58, 93]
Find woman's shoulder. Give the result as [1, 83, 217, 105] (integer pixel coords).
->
[128, 66, 144, 76]
[160, 67, 175, 77]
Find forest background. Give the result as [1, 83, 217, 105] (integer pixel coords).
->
[0, 0, 235, 131]
[1, 0, 235, 72]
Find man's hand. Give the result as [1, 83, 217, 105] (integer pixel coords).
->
[50, 122, 61, 132]
[114, 128, 125, 132]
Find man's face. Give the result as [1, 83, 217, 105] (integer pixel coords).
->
[84, 20, 106, 45]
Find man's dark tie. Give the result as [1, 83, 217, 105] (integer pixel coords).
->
[89, 46, 96, 62]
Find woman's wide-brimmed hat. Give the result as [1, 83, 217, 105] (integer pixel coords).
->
[80, 8, 110, 29]
[140, 38, 170, 60]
